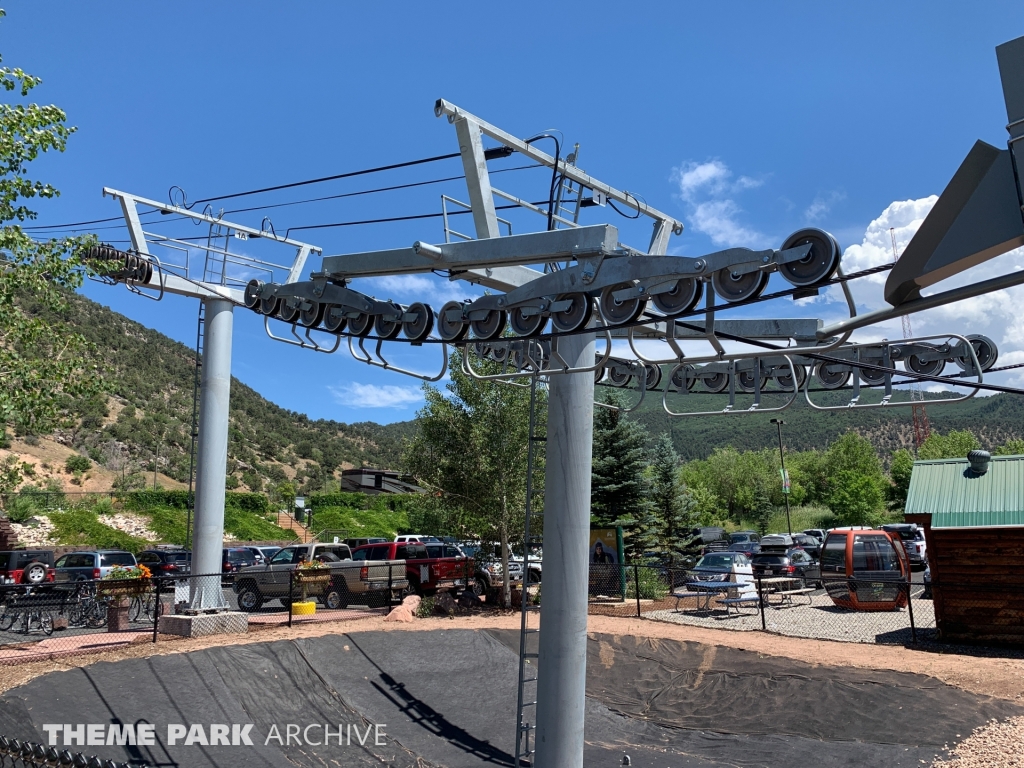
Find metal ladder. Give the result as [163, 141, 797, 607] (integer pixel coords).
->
[184, 301, 205, 550]
[552, 143, 585, 229]
[514, 374, 544, 767]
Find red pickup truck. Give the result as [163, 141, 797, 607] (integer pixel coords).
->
[352, 542, 473, 596]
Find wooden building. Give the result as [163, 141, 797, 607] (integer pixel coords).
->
[904, 451, 1024, 646]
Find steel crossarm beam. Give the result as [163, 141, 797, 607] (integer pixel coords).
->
[659, 318, 821, 341]
[434, 99, 684, 245]
[321, 225, 619, 277]
[465, 244, 811, 312]
[151, 272, 246, 303]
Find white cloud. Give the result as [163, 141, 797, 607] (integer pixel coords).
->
[820, 195, 1024, 392]
[328, 382, 423, 409]
[671, 160, 768, 248]
[804, 190, 846, 223]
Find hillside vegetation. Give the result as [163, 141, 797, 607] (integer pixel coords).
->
[10, 291, 409, 495]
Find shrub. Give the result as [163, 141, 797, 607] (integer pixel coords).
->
[65, 455, 92, 474]
[4, 495, 40, 523]
[416, 597, 435, 619]
[626, 567, 669, 601]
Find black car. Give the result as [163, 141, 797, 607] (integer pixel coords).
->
[751, 548, 822, 587]
[222, 547, 258, 575]
[791, 534, 822, 560]
[137, 549, 191, 577]
[727, 541, 761, 558]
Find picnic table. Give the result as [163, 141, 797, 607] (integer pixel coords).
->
[758, 576, 815, 608]
[673, 580, 736, 612]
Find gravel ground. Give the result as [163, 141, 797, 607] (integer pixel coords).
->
[646, 590, 938, 644]
[930, 717, 1024, 767]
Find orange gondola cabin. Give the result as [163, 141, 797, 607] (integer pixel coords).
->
[820, 529, 910, 611]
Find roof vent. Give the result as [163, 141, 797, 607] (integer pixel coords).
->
[967, 449, 991, 474]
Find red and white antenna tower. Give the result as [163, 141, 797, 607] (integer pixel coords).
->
[891, 227, 931, 450]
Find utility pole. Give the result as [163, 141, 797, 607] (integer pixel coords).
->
[770, 418, 792, 535]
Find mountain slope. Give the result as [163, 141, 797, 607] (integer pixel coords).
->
[21, 291, 412, 493]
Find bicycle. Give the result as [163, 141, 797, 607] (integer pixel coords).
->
[0, 607, 53, 635]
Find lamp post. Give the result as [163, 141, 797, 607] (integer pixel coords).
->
[770, 418, 792, 536]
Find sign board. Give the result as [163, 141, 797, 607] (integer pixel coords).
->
[780, 468, 791, 495]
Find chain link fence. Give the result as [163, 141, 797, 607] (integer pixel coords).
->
[0, 566, 406, 666]
[588, 563, 941, 645]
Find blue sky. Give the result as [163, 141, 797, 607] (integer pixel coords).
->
[5, 2, 1024, 423]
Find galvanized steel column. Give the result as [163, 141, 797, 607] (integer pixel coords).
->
[190, 297, 233, 609]
[534, 332, 595, 768]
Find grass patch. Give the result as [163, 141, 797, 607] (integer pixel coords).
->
[223, 506, 291, 541]
[307, 505, 409, 540]
[49, 508, 147, 551]
[734, 505, 839, 535]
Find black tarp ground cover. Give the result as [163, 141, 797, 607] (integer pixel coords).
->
[0, 629, 1019, 767]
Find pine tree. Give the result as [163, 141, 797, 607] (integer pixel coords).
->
[649, 434, 696, 563]
[591, 391, 651, 557]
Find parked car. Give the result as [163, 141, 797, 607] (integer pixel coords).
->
[690, 552, 753, 583]
[803, 529, 827, 543]
[346, 538, 386, 550]
[54, 550, 137, 583]
[255, 546, 281, 561]
[222, 547, 258, 575]
[234, 542, 407, 611]
[727, 541, 761, 558]
[758, 534, 795, 551]
[136, 549, 191, 576]
[729, 531, 760, 545]
[881, 524, 928, 568]
[791, 533, 822, 560]
[394, 534, 442, 544]
[0, 550, 54, 586]
[240, 546, 268, 565]
[751, 549, 822, 588]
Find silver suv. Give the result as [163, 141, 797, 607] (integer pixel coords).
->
[54, 550, 137, 583]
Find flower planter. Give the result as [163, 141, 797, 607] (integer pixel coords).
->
[107, 596, 130, 632]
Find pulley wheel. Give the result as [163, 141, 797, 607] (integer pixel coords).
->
[489, 342, 510, 363]
[244, 279, 264, 309]
[606, 366, 633, 388]
[277, 301, 300, 324]
[142, 261, 154, 284]
[594, 365, 606, 383]
[858, 360, 894, 386]
[774, 363, 807, 391]
[778, 228, 841, 287]
[736, 369, 768, 393]
[701, 371, 730, 393]
[955, 334, 998, 372]
[259, 294, 280, 316]
[905, 345, 945, 377]
[402, 302, 434, 342]
[671, 365, 698, 391]
[711, 267, 769, 303]
[651, 278, 703, 316]
[599, 283, 647, 325]
[322, 305, 348, 333]
[438, 300, 469, 342]
[348, 312, 375, 337]
[470, 309, 507, 341]
[508, 306, 547, 337]
[299, 300, 326, 329]
[643, 364, 663, 391]
[815, 363, 850, 389]
[374, 303, 405, 340]
[550, 293, 593, 333]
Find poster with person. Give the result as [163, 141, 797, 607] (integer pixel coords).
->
[589, 528, 624, 597]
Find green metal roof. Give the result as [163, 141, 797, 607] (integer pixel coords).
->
[905, 454, 1024, 529]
